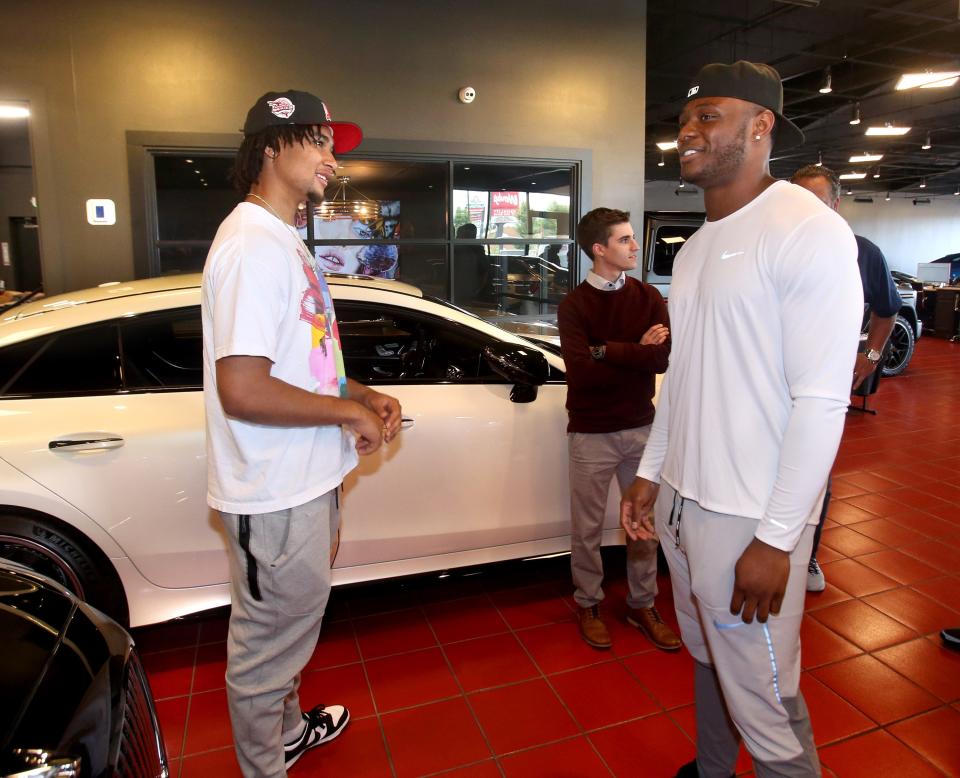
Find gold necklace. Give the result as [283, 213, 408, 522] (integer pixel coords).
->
[244, 193, 317, 271]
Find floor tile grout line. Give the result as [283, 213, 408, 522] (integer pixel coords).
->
[347, 615, 399, 778]
[422, 600, 507, 776]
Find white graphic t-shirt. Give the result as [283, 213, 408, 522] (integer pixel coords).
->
[202, 202, 358, 514]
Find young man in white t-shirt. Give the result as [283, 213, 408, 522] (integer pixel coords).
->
[202, 90, 401, 777]
[621, 63, 862, 778]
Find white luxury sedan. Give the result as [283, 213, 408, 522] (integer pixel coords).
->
[0, 275, 624, 627]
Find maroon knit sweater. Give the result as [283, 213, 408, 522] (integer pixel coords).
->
[557, 277, 670, 433]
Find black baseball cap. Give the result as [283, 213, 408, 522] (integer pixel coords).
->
[684, 61, 804, 151]
[242, 89, 363, 154]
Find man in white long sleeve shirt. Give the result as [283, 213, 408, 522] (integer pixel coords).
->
[620, 62, 862, 778]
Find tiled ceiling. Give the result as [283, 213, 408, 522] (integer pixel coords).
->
[646, 0, 960, 198]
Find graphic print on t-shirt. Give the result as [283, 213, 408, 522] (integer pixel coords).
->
[297, 246, 348, 398]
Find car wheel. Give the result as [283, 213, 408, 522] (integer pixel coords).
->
[0, 512, 129, 625]
[881, 314, 915, 378]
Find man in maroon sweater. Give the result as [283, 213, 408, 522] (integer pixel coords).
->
[558, 207, 681, 652]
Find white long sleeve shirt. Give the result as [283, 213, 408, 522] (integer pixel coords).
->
[636, 181, 862, 552]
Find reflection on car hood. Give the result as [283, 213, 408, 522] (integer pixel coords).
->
[0, 563, 131, 776]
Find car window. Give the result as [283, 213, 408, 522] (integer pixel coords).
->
[336, 303, 506, 384]
[0, 324, 121, 397]
[651, 224, 699, 277]
[121, 308, 203, 390]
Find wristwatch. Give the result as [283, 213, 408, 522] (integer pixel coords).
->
[864, 348, 882, 364]
[590, 344, 606, 360]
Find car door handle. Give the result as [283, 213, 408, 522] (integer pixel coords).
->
[49, 435, 125, 452]
[401, 416, 415, 429]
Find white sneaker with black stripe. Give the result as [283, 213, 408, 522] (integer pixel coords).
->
[283, 704, 350, 770]
[806, 557, 825, 592]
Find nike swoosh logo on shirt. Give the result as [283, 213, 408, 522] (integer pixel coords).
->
[720, 250, 745, 259]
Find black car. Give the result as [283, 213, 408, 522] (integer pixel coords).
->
[0, 560, 167, 778]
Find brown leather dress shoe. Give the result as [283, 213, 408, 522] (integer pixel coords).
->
[578, 605, 612, 649]
[626, 606, 682, 651]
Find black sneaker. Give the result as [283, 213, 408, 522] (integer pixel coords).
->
[283, 704, 350, 769]
[941, 628, 960, 651]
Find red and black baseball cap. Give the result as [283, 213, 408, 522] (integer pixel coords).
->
[684, 61, 804, 151]
[242, 89, 363, 154]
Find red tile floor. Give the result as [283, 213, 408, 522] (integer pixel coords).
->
[134, 337, 960, 777]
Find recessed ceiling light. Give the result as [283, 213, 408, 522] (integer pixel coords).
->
[656, 140, 678, 151]
[849, 153, 883, 163]
[819, 68, 833, 94]
[0, 105, 30, 119]
[184, 159, 194, 164]
[865, 125, 911, 136]
[895, 71, 960, 90]
[839, 172, 867, 180]
[661, 236, 686, 244]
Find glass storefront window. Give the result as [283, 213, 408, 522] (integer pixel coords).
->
[154, 154, 241, 274]
[452, 163, 571, 240]
[145, 148, 579, 318]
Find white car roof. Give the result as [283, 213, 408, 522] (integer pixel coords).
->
[0, 273, 563, 371]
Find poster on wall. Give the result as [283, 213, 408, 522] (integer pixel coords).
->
[298, 200, 400, 278]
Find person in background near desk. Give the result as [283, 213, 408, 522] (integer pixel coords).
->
[790, 164, 901, 593]
[202, 89, 401, 777]
[621, 61, 862, 778]
[558, 207, 681, 653]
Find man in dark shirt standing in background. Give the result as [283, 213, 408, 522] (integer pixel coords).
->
[791, 164, 901, 592]
[558, 207, 681, 652]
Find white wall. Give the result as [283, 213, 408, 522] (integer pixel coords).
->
[838, 197, 960, 274]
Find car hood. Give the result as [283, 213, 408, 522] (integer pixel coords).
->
[0, 565, 131, 776]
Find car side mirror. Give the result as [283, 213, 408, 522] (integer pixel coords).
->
[483, 343, 549, 403]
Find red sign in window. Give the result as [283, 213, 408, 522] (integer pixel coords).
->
[491, 191, 521, 218]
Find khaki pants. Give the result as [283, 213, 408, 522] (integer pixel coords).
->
[220, 489, 341, 778]
[568, 426, 659, 610]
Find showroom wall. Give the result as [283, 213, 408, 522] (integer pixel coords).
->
[838, 198, 960, 275]
[0, 0, 647, 293]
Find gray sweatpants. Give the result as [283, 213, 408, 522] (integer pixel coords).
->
[569, 426, 659, 610]
[656, 482, 820, 778]
[220, 489, 340, 778]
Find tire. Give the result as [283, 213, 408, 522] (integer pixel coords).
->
[0, 511, 129, 626]
[881, 314, 916, 378]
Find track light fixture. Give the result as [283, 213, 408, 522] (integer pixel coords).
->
[955, 186, 959, 196]
[919, 178, 926, 189]
[885, 192, 891, 201]
[678, 177, 685, 189]
[815, 150, 823, 167]
[819, 68, 833, 94]
[873, 167, 880, 179]
[921, 132, 931, 150]
[849, 102, 861, 125]
[658, 151, 665, 167]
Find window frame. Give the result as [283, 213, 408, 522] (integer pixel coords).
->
[128, 132, 591, 309]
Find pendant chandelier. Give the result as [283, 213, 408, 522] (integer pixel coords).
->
[316, 176, 380, 221]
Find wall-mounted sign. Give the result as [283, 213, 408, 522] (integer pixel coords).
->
[86, 199, 116, 226]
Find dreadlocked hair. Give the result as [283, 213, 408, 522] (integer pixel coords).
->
[230, 125, 324, 194]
